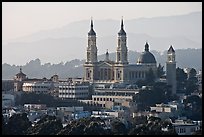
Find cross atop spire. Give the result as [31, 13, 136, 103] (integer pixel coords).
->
[121, 16, 124, 29]
[91, 17, 93, 29]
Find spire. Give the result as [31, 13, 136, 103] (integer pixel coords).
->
[91, 17, 93, 29]
[168, 45, 175, 53]
[118, 16, 126, 36]
[121, 16, 124, 29]
[20, 66, 22, 73]
[88, 17, 96, 36]
[105, 49, 109, 61]
[145, 42, 149, 52]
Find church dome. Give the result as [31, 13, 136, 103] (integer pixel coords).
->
[137, 42, 156, 64]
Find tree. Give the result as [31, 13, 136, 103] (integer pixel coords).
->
[157, 63, 165, 78]
[176, 67, 187, 92]
[176, 67, 187, 83]
[183, 95, 202, 120]
[4, 113, 32, 135]
[136, 79, 147, 88]
[145, 68, 155, 85]
[186, 68, 198, 95]
[110, 120, 127, 135]
[129, 116, 177, 135]
[188, 68, 197, 79]
[26, 115, 63, 135]
[132, 116, 147, 125]
[57, 117, 108, 135]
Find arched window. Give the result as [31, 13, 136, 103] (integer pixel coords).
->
[118, 53, 121, 61]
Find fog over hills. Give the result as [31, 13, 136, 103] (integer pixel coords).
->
[2, 12, 201, 65]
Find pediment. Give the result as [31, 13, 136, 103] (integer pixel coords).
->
[98, 61, 113, 67]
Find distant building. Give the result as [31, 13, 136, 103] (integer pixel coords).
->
[83, 19, 177, 96]
[13, 67, 59, 95]
[58, 78, 89, 99]
[22, 81, 53, 94]
[166, 46, 177, 95]
[84, 19, 158, 84]
[172, 120, 200, 135]
[24, 104, 47, 111]
[14, 67, 27, 92]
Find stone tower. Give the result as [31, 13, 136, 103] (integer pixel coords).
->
[115, 18, 128, 83]
[86, 19, 97, 63]
[84, 19, 98, 82]
[14, 67, 27, 91]
[116, 18, 128, 64]
[166, 45, 177, 95]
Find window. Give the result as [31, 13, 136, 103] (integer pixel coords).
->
[190, 128, 195, 132]
[118, 53, 121, 61]
[118, 71, 120, 79]
[179, 128, 186, 133]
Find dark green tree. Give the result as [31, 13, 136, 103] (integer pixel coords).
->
[186, 68, 198, 95]
[183, 95, 202, 120]
[136, 79, 147, 88]
[176, 67, 187, 82]
[176, 67, 187, 92]
[26, 115, 63, 135]
[110, 120, 127, 135]
[188, 68, 197, 78]
[129, 117, 177, 135]
[157, 63, 165, 78]
[145, 68, 156, 85]
[4, 113, 32, 135]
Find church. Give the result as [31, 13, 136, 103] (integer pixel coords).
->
[84, 19, 176, 93]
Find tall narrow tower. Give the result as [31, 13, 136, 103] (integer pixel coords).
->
[166, 45, 177, 95]
[84, 19, 98, 82]
[114, 18, 128, 83]
[86, 19, 97, 63]
[116, 18, 128, 64]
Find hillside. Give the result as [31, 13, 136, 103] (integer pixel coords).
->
[2, 48, 202, 80]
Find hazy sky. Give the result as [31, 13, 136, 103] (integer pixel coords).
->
[3, 2, 202, 41]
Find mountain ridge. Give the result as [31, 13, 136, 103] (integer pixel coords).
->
[2, 48, 202, 80]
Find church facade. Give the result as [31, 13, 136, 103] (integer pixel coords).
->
[84, 19, 160, 84]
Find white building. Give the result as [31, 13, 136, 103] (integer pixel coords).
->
[173, 120, 200, 135]
[92, 94, 133, 108]
[91, 110, 119, 119]
[22, 82, 52, 94]
[24, 104, 47, 110]
[58, 80, 89, 99]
